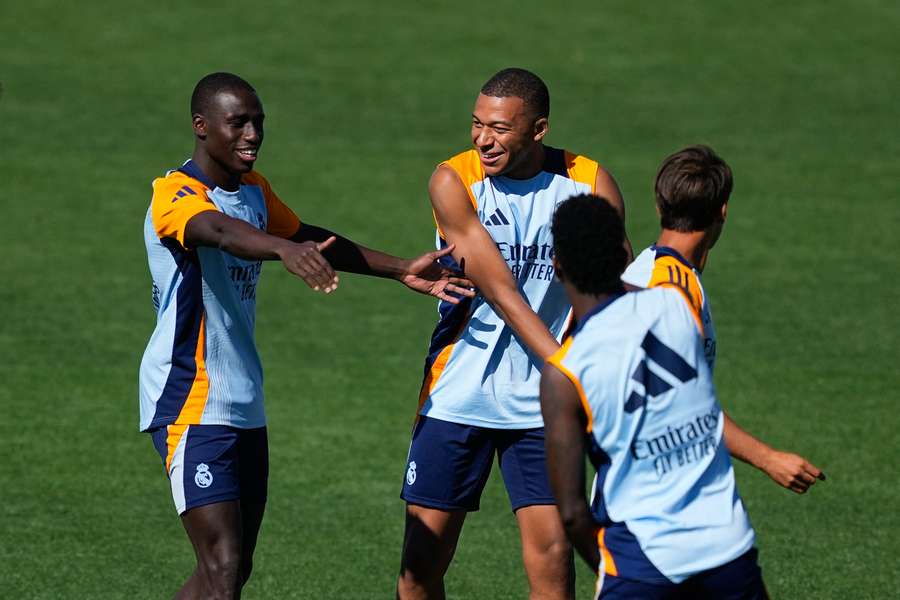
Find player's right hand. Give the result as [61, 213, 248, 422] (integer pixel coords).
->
[762, 450, 826, 494]
[279, 236, 339, 293]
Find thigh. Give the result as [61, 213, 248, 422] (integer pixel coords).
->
[236, 427, 269, 561]
[181, 499, 242, 558]
[400, 503, 468, 577]
[152, 424, 242, 515]
[497, 427, 556, 512]
[236, 427, 268, 505]
[401, 416, 495, 512]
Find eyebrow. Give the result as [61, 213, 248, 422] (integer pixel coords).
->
[472, 114, 513, 127]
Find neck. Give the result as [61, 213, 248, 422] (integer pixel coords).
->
[192, 147, 241, 191]
[504, 143, 545, 179]
[655, 229, 712, 272]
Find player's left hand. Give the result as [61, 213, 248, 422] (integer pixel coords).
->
[401, 244, 476, 304]
[762, 450, 826, 494]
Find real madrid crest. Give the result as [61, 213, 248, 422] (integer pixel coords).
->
[406, 461, 417, 486]
[195, 463, 214, 488]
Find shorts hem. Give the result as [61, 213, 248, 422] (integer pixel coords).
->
[418, 411, 544, 431]
[179, 493, 241, 515]
[401, 493, 477, 513]
[510, 497, 557, 512]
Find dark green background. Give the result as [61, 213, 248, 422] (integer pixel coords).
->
[2, 1, 897, 597]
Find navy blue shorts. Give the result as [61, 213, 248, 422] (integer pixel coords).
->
[150, 424, 268, 515]
[400, 415, 555, 512]
[598, 548, 767, 600]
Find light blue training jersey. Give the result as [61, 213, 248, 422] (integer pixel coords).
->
[623, 245, 717, 371]
[139, 160, 300, 432]
[548, 286, 755, 584]
[417, 147, 599, 429]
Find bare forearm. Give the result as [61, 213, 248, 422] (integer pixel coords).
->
[723, 412, 772, 469]
[292, 223, 407, 278]
[488, 287, 561, 360]
[188, 212, 291, 260]
[560, 505, 601, 571]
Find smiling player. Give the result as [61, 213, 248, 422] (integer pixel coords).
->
[397, 68, 631, 600]
[140, 72, 473, 599]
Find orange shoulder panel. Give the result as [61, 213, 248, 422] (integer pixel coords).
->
[648, 256, 705, 333]
[151, 171, 217, 249]
[546, 338, 594, 433]
[243, 171, 301, 239]
[564, 151, 599, 193]
[439, 149, 484, 211]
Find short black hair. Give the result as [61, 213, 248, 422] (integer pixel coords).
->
[552, 194, 628, 295]
[190, 72, 256, 116]
[655, 145, 733, 232]
[480, 68, 550, 119]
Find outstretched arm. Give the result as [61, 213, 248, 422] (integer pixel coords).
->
[186, 210, 339, 293]
[430, 165, 560, 359]
[291, 223, 475, 305]
[540, 363, 600, 571]
[723, 412, 825, 493]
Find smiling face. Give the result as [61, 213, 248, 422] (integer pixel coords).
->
[471, 93, 548, 179]
[192, 87, 265, 190]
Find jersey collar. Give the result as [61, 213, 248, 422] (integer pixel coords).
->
[652, 244, 697, 271]
[178, 159, 217, 190]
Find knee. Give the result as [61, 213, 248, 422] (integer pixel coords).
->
[397, 568, 440, 600]
[199, 547, 242, 598]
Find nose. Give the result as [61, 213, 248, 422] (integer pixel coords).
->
[474, 128, 492, 149]
[244, 122, 262, 145]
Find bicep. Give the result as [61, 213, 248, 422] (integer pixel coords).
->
[429, 167, 519, 299]
[595, 167, 633, 261]
[183, 210, 233, 248]
[540, 364, 588, 502]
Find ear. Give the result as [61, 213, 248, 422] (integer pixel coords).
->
[720, 202, 728, 221]
[192, 114, 207, 140]
[533, 117, 549, 142]
[552, 256, 565, 282]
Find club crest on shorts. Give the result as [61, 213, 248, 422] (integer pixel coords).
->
[194, 463, 213, 488]
[406, 461, 417, 486]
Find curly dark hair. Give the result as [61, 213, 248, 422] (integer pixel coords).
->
[655, 145, 732, 232]
[480, 68, 550, 119]
[190, 72, 256, 116]
[552, 194, 628, 295]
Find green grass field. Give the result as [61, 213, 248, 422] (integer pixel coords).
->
[2, 1, 898, 597]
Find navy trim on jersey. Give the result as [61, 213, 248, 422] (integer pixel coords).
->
[588, 436, 612, 523]
[651, 244, 697, 271]
[178, 159, 216, 190]
[422, 241, 473, 376]
[146, 238, 204, 431]
[542, 146, 568, 177]
[605, 522, 671, 585]
[642, 330, 698, 382]
[571, 291, 626, 336]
